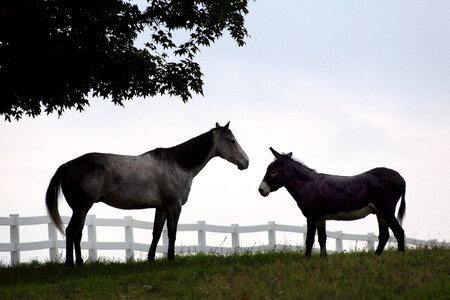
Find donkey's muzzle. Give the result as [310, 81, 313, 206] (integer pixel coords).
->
[258, 181, 270, 197]
[258, 188, 265, 196]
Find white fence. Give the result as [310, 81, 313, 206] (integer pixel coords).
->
[1, 214, 448, 266]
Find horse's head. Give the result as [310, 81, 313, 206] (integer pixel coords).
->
[258, 147, 292, 196]
[213, 122, 249, 170]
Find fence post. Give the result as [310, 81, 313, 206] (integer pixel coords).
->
[428, 239, 438, 248]
[268, 221, 276, 249]
[335, 231, 343, 253]
[367, 232, 375, 251]
[231, 224, 240, 252]
[302, 225, 307, 247]
[197, 221, 206, 253]
[124, 216, 134, 261]
[9, 214, 20, 266]
[48, 216, 58, 262]
[162, 224, 168, 257]
[87, 215, 98, 261]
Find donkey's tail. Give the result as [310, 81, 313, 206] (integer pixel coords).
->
[45, 165, 66, 236]
[397, 189, 406, 226]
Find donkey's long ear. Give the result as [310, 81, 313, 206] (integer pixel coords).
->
[270, 147, 283, 160]
[286, 152, 293, 158]
[216, 122, 221, 128]
[224, 121, 230, 129]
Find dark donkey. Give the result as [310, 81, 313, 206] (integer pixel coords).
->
[46, 122, 249, 265]
[258, 147, 405, 257]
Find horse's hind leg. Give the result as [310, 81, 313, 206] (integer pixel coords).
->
[65, 221, 75, 266]
[375, 214, 390, 255]
[74, 213, 88, 265]
[317, 220, 327, 258]
[65, 210, 87, 266]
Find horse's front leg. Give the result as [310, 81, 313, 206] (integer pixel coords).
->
[305, 218, 318, 257]
[166, 203, 182, 261]
[317, 220, 327, 258]
[148, 208, 167, 262]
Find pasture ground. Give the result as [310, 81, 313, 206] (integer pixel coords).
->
[0, 247, 448, 299]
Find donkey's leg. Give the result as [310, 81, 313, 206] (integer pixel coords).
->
[305, 218, 318, 257]
[148, 208, 167, 261]
[386, 214, 405, 252]
[317, 220, 327, 258]
[375, 214, 390, 255]
[166, 203, 182, 261]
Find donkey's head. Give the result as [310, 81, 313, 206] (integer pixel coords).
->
[213, 122, 249, 170]
[258, 147, 292, 196]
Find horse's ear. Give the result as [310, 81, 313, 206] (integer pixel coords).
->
[215, 122, 230, 130]
[286, 152, 293, 158]
[270, 147, 282, 160]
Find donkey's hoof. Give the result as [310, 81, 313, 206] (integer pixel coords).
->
[65, 261, 75, 267]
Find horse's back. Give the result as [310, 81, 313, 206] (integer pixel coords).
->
[60, 152, 192, 209]
[61, 153, 156, 206]
[64, 152, 155, 175]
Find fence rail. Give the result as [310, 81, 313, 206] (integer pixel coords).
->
[1, 214, 448, 265]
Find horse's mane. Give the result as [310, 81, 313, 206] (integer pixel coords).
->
[149, 129, 214, 171]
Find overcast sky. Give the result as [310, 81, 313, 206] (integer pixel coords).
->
[1, 0, 449, 262]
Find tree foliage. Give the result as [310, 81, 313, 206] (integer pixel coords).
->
[0, 0, 249, 121]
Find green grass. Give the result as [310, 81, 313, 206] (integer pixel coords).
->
[0, 247, 448, 299]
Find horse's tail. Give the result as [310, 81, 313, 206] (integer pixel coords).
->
[45, 165, 66, 236]
[397, 185, 406, 226]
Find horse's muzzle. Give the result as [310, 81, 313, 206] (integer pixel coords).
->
[238, 159, 249, 170]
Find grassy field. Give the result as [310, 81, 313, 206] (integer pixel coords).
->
[0, 247, 448, 299]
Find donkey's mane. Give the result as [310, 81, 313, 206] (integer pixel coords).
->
[149, 129, 215, 171]
[292, 158, 316, 172]
[277, 154, 316, 173]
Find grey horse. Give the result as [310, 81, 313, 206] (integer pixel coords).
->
[259, 147, 405, 257]
[46, 122, 249, 265]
